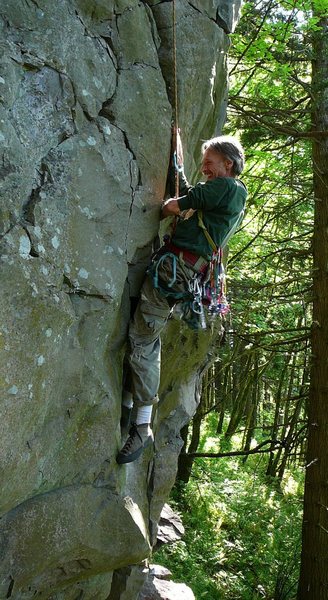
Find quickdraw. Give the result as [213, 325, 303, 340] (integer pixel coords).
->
[197, 211, 230, 318]
[202, 249, 230, 317]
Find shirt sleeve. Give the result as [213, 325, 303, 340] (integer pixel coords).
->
[177, 178, 229, 211]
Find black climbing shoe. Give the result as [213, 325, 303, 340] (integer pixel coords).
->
[116, 423, 153, 465]
[120, 405, 132, 433]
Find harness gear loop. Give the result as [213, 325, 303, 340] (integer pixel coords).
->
[197, 210, 230, 316]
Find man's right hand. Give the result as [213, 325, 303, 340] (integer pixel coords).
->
[161, 198, 181, 218]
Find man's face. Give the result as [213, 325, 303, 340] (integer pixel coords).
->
[201, 148, 233, 180]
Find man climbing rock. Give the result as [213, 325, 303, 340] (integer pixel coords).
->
[116, 135, 247, 465]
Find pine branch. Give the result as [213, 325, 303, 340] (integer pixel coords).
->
[188, 439, 284, 459]
[230, 101, 326, 139]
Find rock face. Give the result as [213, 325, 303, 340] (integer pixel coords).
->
[0, 1, 242, 598]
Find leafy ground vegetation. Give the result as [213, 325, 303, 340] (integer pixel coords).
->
[156, 0, 328, 597]
[156, 419, 303, 599]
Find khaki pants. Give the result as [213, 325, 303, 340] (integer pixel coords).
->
[126, 254, 197, 407]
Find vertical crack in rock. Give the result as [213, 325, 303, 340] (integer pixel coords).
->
[187, 1, 203, 16]
[125, 146, 140, 257]
[146, 458, 157, 544]
[22, 163, 52, 226]
[144, 2, 162, 50]
[99, 90, 141, 259]
[69, 77, 96, 123]
[58, 72, 79, 137]
[20, 224, 39, 258]
[6, 575, 14, 598]
[110, 122, 141, 255]
[1, 160, 53, 256]
[74, 9, 90, 37]
[99, 35, 117, 66]
[98, 95, 141, 258]
[99, 97, 115, 122]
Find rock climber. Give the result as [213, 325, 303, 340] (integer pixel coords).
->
[116, 135, 247, 465]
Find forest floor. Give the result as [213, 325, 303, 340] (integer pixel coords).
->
[155, 415, 304, 600]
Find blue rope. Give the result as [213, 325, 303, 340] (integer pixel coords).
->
[153, 252, 178, 288]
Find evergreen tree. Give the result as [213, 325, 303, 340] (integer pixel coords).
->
[298, 4, 328, 597]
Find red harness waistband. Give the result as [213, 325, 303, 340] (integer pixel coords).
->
[165, 242, 208, 273]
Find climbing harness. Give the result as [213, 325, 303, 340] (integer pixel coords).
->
[147, 249, 207, 330]
[148, 230, 229, 331]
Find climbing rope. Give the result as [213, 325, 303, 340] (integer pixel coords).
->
[172, 0, 180, 199]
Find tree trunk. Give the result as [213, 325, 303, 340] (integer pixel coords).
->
[242, 351, 259, 457]
[225, 352, 253, 437]
[298, 11, 328, 599]
[177, 389, 205, 483]
[266, 355, 289, 478]
[217, 359, 231, 433]
[177, 424, 191, 483]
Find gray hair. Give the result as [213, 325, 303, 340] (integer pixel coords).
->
[202, 135, 245, 176]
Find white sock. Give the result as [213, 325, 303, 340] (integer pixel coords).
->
[136, 405, 153, 425]
[122, 390, 133, 409]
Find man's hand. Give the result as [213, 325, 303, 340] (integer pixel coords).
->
[161, 198, 181, 218]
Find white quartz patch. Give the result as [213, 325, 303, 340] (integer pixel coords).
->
[51, 236, 60, 249]
[19, 235, 31, 258]
[34, 225, 42, 239]
[78, 268, 89, 279]
[8, 385, 18, 395]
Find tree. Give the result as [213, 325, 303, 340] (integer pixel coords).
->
[298, 4, 328, 598]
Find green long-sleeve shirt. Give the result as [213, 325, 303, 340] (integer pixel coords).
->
[173, 176, 247, 260]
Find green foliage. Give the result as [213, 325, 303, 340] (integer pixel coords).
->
[156, 2, 323, 597]
[218, 0, 314, 464]
[156, 423, 303, 599]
